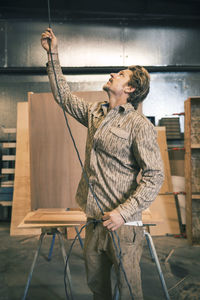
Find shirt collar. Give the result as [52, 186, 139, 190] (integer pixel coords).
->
[118, 102, 135, 113]
[100, 101, 135, 115]
[101, 101, 109, 115]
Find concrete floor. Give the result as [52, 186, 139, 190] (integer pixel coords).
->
[0, 222, 200, 300]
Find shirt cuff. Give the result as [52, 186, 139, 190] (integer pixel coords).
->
[115, 201, 138, 223]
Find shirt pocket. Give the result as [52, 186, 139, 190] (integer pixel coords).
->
[99, 127, 131, 164]
[109, 127, 130, 140]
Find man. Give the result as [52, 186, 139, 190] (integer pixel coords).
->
[41, 28, 164, 300]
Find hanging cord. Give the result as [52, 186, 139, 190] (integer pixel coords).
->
[46, 1, 134, 299]
[47, 2, 104, 216]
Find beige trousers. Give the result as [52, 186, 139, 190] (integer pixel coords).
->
[84, 221, 144, 300]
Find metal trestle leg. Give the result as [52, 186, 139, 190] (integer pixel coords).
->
[144, 230, 170, 300]
[22, 228, 73, 300]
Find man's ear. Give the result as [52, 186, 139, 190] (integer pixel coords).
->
[124, 86, 135, 94]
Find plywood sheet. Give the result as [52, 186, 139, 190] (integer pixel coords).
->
[149, 195, 180, 236]
[149, 127, 179, 236]
[29, 91, 108, 210]
[10, 101, 40, 236]
[18, 208, 86, 228]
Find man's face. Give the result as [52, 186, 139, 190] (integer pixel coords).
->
[103, 69, 133, 96]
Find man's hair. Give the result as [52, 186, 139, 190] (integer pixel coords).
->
[127, 65, 150, 110]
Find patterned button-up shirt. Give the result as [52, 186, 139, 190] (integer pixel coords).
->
[47, 60, 164, 222]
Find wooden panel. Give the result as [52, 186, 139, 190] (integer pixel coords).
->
[10, 100, 40, 236]
[149, 127, 179, 235]
[184, 98, 192, 243]
[29, 91, 108, 210]
[149, 195, 180, 236]
[156, 127, 173, 194]
[18, 209, 86, 228]
[24, 209, 86, 224]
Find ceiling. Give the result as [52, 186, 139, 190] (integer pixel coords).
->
[0, 0, 200, 22]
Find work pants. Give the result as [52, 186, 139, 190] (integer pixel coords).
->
[84, 221, 144, 300]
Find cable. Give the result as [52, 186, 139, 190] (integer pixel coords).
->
[47, 0, 51, 28]
[47, 0, 104, 216]
[46, 1, 134, 299]
[64, 220, 101, 300]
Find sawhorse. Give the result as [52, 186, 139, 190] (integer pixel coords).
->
[22, 227, 75, 300]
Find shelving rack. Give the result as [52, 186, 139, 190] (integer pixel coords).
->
[0, 128, 16, 209]
[184, 97, 200, 244]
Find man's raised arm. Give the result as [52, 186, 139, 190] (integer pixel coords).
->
[41, 28, 90, 127]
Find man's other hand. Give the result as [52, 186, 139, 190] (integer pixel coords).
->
[102, 209, 125, 231]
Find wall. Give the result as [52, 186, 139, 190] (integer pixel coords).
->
[0, 19, 200, 176]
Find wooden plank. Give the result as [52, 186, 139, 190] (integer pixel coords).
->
[156, 127, 173, 194]
[18, 209, 86, 228]
[2, 128, 16, 134]
[184, 98, 192, 243]
[192, 195, 200, 199]
[1, 169, 15, 174]
[2, 155, 16, 161]
[23, 209, 87, 224]
[10, 100, 40, 236]
[2, 143, 16, 148]
[0, 201, 12, 206]
[191, 144, 200, 149]
[1, 181, 14, 187]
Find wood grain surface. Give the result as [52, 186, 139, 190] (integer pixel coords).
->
[10, 100, 40, 236]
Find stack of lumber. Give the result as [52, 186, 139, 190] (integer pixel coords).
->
[0, 128, 16, 207]
[159, 117, 181, 139]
